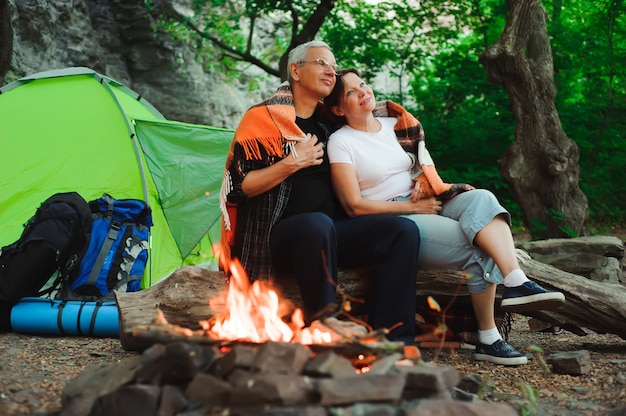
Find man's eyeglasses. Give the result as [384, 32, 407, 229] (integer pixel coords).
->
[299, 57, 340, 73]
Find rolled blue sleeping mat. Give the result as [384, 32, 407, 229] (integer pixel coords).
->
[10, 297, 119, 337]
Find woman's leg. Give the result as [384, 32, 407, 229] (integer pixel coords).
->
[470, 283, 498, 331]
[473, 215, 520, 277]
[444, 189, 564, 312]
[402, 213, 483, 271]
[403, 212, 499, 333]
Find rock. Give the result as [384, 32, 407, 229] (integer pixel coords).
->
[404, 399, 518, 416]
[547, 350, 591, 375]
[59, 340, 494, 414]
[521, 235, 624, 283]
[6, 0, 253, 128]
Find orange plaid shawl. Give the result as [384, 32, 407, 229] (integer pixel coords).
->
[374, 100, 468, 199]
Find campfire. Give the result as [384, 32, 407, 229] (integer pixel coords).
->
[124, 259, 446, 367]
[79, 266, 509, 416]
[198, 259, 335, 345]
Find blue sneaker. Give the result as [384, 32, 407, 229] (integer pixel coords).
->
[475, 339, 528, 366]
[501, 281, 565, 313]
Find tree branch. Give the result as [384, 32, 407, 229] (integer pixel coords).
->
[157, 1, 280, 78]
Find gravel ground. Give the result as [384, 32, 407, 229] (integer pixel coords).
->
[1, 230, 624, 415]
[0, 333, 134, 415]
[433, 315, 626, 415]
[0, 315, 625, 415]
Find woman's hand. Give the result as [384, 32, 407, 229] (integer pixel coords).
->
[408, 197, 442, 214]
[410, 180, 423, 202]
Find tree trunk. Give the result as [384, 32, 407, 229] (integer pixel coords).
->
[0, 0, 13, 85]
[116, 260, 626, 352]
[279, 0, 336, 81]
[478, 0, 588, 239]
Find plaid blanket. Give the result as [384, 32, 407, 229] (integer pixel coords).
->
[373, 100, 469, 199]
[219, 82, 316, 279]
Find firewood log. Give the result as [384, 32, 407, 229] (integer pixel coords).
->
[116, 255, 626, 352]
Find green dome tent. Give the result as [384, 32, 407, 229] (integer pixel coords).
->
[0, 67, 233, 286]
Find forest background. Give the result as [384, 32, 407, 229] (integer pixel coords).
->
[1, 0, 624, 239]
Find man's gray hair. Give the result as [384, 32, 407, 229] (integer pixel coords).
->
[287, 40, 331, 82]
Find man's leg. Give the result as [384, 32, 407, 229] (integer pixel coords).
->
[270, 213, 337, 324]
[336, 215, 419, 344]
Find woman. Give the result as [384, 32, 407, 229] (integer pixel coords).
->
[325, 68, 565, 366]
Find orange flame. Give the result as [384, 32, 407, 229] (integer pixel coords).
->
[199, 259, 333, 344]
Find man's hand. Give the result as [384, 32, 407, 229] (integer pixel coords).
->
[290, 133, 324, 169]
[241, 134, 325, 197]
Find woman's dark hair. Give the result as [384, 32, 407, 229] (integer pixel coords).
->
[323, 68, 361, 128]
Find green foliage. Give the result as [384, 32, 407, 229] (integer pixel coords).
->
[514, 381, 542, 416]
[529, 209, 579, 238]
[547, 0, 626, 225]
[526, 344, 551, 375]
[476, 373, 544, 415]
[152, 0, 626, 230]
[476, 373, 494, 400]
[399, 0, 626, 229]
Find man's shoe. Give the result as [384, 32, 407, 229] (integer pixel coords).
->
[474, 339, 528, 366]
[501, 281, 565, 313]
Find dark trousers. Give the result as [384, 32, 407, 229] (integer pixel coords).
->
[270, 212, 419, 344]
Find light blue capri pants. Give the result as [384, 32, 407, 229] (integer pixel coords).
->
[401, 189, 510, 294]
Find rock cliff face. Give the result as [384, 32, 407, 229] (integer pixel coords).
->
[5, 0, 252, 128]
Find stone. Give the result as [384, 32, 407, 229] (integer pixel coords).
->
[136, 341, 216, 385]
[547, 350, 591, 375]
[303, 350, 357, 378]
[61, 355, 143, 416]
[6, 0, 254, 128]
[329, 403, 400, 415]
[367, 352, 403, 375]
[211, 344, 258, 377]
[317, 373, 407, 405]
[157, 385, 188, 416]
[527, 318, 557, 332]
[89, 384, 160, 416]
[521, 235, 624, 282]
[396, 363, 460, 398]
[456, 373, 483, 395]
[251, 342, 312, 375]
[185, 372, 233, 406]
[229, 372, 317, 406]
[404, 399, 519, 415]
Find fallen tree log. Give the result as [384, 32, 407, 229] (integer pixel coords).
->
[116, 255, 626, 351]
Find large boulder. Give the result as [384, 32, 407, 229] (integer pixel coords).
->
[6, 0, 253, 127]
[520, 235, 624, 284]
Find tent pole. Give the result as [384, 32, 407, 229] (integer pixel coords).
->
[99, 77, 153, 284]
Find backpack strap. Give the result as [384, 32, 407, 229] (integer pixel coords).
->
[88, 302, 103, 336]
[56, 300, 102, 336]
[86, 221, 121, 289]
[85, 195, 117, 290]
[57, 300, 68, 335]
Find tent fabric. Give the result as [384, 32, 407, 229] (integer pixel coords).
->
[134, 120, 233, 260]
[0, 67, 233, 286]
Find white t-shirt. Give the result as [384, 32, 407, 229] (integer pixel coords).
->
[328, 117, 414, 201]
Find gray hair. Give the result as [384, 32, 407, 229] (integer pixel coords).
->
[287, 40, 331, 82]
